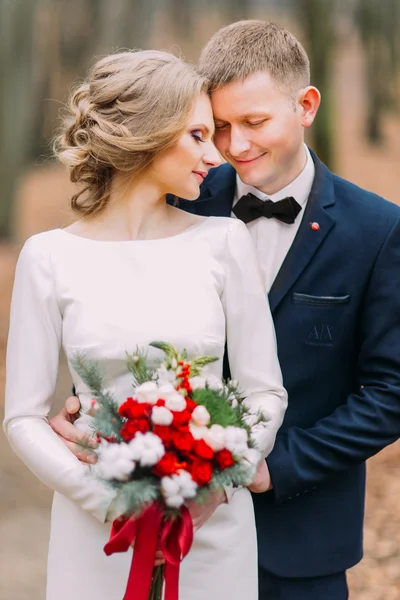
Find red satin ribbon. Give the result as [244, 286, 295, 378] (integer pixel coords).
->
[104, 503, 193, 600]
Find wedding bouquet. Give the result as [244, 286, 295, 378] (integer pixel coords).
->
[72, 342, 262, 600]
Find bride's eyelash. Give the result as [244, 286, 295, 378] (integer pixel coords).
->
[191, 131, 205, 143]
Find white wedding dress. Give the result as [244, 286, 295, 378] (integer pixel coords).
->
[4, 216, 287, 600]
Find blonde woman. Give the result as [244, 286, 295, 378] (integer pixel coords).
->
[3, 50, 287, 600]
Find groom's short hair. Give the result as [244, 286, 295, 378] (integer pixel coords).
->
[199, 20, 310, 93]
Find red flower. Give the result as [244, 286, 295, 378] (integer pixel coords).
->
[172, 409, 192, 428]
[171, 430, 195, 454]
[119, 398, 151, 419]
[185, 398, 197, 413]
[153, 452, 179, 477]
[215, 449, 235, 470]
[189, 458, 213, 486]
[153, 425, 173, 448]
[156, 399, 166, 407]
[193, 439, 214, 460]
[120, 418, 150, 441]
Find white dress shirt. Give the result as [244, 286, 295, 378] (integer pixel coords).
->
[232, 146, 315, 291]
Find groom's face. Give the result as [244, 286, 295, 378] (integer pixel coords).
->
[211, 72, 306, 195]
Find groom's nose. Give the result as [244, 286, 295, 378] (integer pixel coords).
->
[228, 127, 251, 157]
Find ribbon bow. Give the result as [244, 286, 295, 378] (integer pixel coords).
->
[104, 503, 193, 600]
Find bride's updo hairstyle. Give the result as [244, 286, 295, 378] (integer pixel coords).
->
[54, 50, 208, 216]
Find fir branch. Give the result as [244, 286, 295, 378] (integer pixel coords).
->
[126, 348, 156, 385]
[210, 462, 255, 488]
[70, 353, 123, 440]
[192, 388, 243, 428]
[110, 477, 160, 518]
[70, 353, 106, 394]
[190, 355, 219, 376]
[149, 341, 178, 360]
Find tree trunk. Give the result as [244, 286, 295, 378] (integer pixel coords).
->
[0, 0, 38, 238]
[296, 0, 336, 168]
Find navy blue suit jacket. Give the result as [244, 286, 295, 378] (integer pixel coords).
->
[170, 151, 400, 577]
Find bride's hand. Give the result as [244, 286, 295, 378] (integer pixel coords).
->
[186, 487, 227, 533]
[248, 460, 272, 493]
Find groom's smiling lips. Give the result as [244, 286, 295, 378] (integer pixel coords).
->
[231, 153, 268, 166]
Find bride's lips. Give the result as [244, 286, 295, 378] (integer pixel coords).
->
[192, 171, 208, 183]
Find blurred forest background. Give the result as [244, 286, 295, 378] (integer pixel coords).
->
[0, 1, 399, 599]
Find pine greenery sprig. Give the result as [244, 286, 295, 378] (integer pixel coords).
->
[149, 341, 218, 376]
[192, 388, 243, 428]
[70, 353, 123, 440]
[126, 348, 157, 385]
[210, 461, 255, 488]
[108, 477, 160, 519]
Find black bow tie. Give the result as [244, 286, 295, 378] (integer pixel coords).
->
[232, 193, 302, 224]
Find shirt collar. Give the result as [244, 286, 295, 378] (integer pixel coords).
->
[234, 145, 315, 207]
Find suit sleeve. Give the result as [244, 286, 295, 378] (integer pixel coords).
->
[267, 216, 400, 502]
[3, 236, 115, 522]
[222, 220, 288, 457]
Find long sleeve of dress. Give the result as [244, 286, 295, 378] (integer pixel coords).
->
[3, 236, 115, 523]
[222, 220, 288, 457]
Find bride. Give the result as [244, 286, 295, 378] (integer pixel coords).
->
[3, 50, 287, 600]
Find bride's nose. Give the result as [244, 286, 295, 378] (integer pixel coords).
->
[203, 141, 222, 168]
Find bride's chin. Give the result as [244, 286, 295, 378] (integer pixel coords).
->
[177, 188, 201, 202]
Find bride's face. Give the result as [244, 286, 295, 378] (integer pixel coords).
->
[150, 92, 221, 200]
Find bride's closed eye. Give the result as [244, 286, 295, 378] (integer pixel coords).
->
[191, 130, 205, 143]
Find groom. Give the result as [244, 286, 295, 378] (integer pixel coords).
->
[51, 21, 400, 600]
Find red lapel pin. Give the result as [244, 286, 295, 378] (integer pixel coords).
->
[310, 222, 320, 231]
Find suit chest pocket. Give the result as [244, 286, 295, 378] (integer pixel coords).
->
[292, 293, 350, 307]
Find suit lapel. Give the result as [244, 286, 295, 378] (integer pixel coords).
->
[269, 153, 337, 313]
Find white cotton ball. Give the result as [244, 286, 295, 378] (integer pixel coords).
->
[151, 406, 174, 426]
[158, 384, 187, 412]
[189, 424, 208, 440]
[189, 376, 206, 390]
[205, 375, 224, 391]
[164, 391, 187, 412]
[128, 433, 146, 461]
[224, 426, 248, 458]
[161, 476, 185, 508]
[243, 448, 261, 466]
[161, 476, 181, 497]
[95, 443, 136, 481]
[204, 424, 226, 452]
[165, 494, 185, 508]
[157, 383, 178, 397]
[156, 365, 177, 386]
[174, 471, 198, 499]
[135, 381, 160, 404]
[137, 432, 165, 467]
[191, 405, 211, 426]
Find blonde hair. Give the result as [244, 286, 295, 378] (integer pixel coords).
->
[54, 50, 208, 216]
[199, 20, 310, 93]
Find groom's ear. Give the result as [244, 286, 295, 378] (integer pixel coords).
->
[298, 86, 321, 129]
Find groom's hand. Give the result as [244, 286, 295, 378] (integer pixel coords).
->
[248, 460, 273, 493]
[50, 396, 98, 464]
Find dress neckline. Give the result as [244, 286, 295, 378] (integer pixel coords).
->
[57, 218, 210, 244]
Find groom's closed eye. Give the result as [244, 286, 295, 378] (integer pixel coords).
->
[214, 121, 229, 131]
